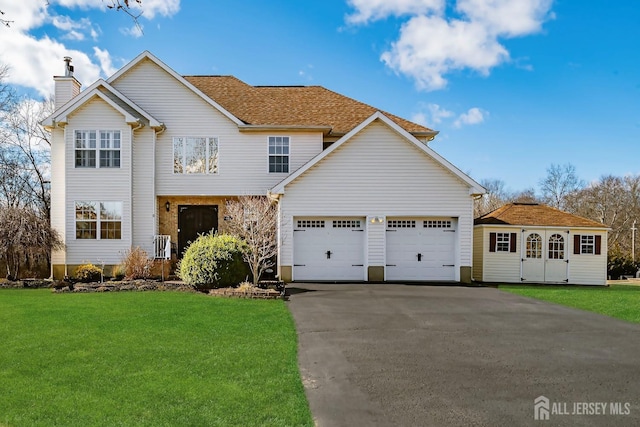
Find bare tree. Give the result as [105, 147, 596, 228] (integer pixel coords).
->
[1, 1, 143, 29]
[540, 163, 583, 210]
[0, 206, 63, 280]
[511, 187, 539, 204]
[222, 196, 278, 284]
[474, 178, 509, 217]
[0, 97, 53, 217]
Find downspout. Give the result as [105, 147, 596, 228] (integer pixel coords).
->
[130, 121, 143, 251]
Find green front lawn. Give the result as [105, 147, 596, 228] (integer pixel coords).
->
[0, 289, 312, 426]
[500, 284, 640, 323]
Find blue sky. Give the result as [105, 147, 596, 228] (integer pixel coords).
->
[1, 0, 638, 192]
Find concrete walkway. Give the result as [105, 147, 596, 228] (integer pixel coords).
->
[287, 284, 640, 426]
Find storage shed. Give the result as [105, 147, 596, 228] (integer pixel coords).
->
[473, 203, 609, 285]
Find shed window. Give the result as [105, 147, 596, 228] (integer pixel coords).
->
[489, 232, 517, 253]
[526, 233, 542, 258]
[548, 234, 565, 259]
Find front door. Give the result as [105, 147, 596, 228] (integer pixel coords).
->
[178, 205, 218, 257]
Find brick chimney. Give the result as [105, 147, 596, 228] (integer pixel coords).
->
[53, 57, 81, 109]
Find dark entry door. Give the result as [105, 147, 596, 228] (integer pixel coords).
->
[178, 205, 218, 257]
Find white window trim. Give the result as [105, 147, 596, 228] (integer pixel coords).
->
[580, 234, 595, 254]
[74, 130, 122, 169]
[74, 201, 123, 240]
[172, 136, 219, 175]
[267, 136, 290, 174]
[496, 232, 511, 252]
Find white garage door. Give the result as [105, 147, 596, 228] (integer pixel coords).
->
[386, 218, 456, 281]
[293, 217, 365, 281]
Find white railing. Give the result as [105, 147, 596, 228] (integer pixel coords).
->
[153, 235, 171, 259]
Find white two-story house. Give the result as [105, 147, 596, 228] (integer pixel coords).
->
[43, 51, 485, 283]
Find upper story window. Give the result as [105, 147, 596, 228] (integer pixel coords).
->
[268, 136, 289, 173]
[75, 130, 120, 168]
[173, 137, 218, 174]
[75, 201, 122, 240]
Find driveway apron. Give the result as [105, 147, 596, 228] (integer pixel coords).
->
[287, 284, 640, 427]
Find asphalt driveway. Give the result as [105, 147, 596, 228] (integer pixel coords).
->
[287, 284, 640, 426]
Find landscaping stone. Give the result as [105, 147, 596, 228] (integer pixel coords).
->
[208, 287, 283, 300]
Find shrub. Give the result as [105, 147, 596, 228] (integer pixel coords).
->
[121, 247, 153, 280]
[75, 263, 102, 283]
[112, 264, 126, 281]
[179, 233, 249, 289]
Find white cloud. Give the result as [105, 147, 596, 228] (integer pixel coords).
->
[382, 16, 508, 90]
[346, 0, 444, 24]
[0, 31, 102, 97]
[120, 24, 144, 38]
[411, 103, 454, 126]
[347, 0, 554, 90]
[0, 0, 180, 97]
[93, 47, 118, 77]
[454, 107, 488, 127]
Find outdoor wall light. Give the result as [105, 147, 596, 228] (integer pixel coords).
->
[165, 201, 171, 212]
[370, 216, 384, 224]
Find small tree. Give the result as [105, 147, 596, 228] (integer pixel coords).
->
[223, 196, 278, 284]
[0, 206, 63, 280]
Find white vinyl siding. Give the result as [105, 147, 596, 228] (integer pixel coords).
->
[132, 127, 156, 256]
[278, 120, 474, 280]
[111, 58, 323, 195]
[479, 227, 521, 283]
[64, 97, 131, 264]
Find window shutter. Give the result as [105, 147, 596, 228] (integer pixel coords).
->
[573, 235, 581, 254]
[489, 233, 496, 252]
[595, 235, 602, 255]
[510, 233, 517, 252]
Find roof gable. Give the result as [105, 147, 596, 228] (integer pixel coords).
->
[107, 51, 244, 127]
[42, 79, 162, 129]
[474, 203, 608, 228]
[270, 112, 485, 195]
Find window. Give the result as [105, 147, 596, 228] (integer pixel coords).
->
[580, 235, 595, 254]
[548, 234, 564, 259]
[490, 232, 517, 253]
[526, 233, 542, 258]
[99, 131, 121, 168]
[173, 137, 218, 174]
[333, 220, 361, 228]
[75, 131, 96, 167]
[387, 220, 416, 228]
[75, 201, 122, 240]
[75, 130, 120, 168]
[496, 233, 511, 252]
[268, 136, 289, 173]
[297, 220, 324, 228]
[424, 220, 452, 228]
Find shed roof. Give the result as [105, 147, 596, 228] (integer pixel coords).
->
[183, 75, 435, 137]
[474, 203, 607, 228]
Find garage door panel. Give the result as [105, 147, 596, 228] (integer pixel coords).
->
[386, 218, 456, 281]
[293, 217, 365, 281]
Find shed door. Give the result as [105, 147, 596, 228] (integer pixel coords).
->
[293, 218, 365, 281]
[386, 218, 456, 281]
[521, 231, 545, 282]
[521, 230, 569, 283]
